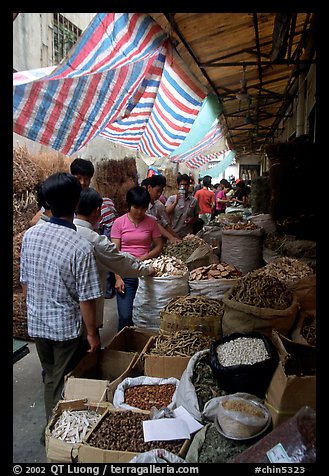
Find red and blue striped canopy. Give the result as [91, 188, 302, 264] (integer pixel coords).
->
[13, 13, 207, 158]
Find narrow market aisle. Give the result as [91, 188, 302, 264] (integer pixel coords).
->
[13, 297, 119, 463]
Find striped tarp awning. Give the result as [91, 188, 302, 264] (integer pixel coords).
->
[168, 116, 229, 168]
[13, 13, 207, 157]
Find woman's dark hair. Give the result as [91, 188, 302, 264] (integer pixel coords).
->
[70, 158, 95, 178]
[76, 188, 103, 216]
[42, 172, 82, 217]
[126, 186, 150, 209]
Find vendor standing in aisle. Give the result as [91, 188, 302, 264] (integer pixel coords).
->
[194, 175, 215, 225]
[165, 173, 200, 238]
[111, 186, 163, 331]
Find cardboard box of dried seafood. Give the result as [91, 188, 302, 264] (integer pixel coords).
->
[46, 398, 110, 463]
[78, 407, 190, 463]
[264, 330, 316, 428]
[63, 348, 139, 403]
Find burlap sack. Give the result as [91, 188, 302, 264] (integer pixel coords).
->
[222, 287, 299, 337]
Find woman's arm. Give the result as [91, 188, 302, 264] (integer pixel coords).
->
[139, 236, 163, 261]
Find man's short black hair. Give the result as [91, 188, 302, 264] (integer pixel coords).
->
[42, 172, 81, 217]
[76, 188, 103, 216]
[70, 158, 95, 178]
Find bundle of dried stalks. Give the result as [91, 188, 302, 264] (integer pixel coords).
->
[13, 292, 31, 341]
[94, 157, 138, 215]
[13, 231, 25, 291]
[13, 146, 43, 195]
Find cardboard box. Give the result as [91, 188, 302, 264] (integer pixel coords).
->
[64, 348, 139, 403]
[107, 326, 158, 373]
[46, 399, 109, 463]
[78, 407, 190, 463]
[265, 330, 316, 427]
[142, 336, 190, 379]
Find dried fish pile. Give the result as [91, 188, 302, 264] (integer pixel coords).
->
[190, 263, 241, 281]
[163, 295, 223, 318]
[229, 271, 293, 310]
[224, 221, 259, 230]
[256, 257, 313, 284]
[87, 411, 184, 453]
[192, 353, 227, 411]
[51, 409, 102, 444]
[149, 330, 213, 357]
[163, 234, 206, 262]
[143, 256, 188, 277]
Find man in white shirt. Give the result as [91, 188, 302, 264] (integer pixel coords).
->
[73, 187, 154, 332]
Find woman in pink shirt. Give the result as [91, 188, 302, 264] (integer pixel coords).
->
[111, 186, 163, 331]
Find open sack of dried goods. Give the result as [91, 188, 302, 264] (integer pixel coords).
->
[203, 392, 271, 440]
[160, 295, 223, 338]
[221, 223, 265, 275]
[132, 256, 189, 330]
[175, 350, 228, 422]
[129, 448, 186, 463]
[189, 262, 241, 299]
[163, 234, 218, 271]
[222, 270, 299, 336]
[290, 312, 316, 347]
[209, 332, 278, 398]
[113, 376, 179, 411]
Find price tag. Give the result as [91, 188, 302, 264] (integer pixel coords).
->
[267, 443, 292, 463]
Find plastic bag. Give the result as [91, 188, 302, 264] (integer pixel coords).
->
[212, 392, 270, 439]
[130, 448, 186, 463]
[113, 376, 180, 411]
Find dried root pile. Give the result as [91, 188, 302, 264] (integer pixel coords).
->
[255, 257, 313, 284]
[149, 330, 213, 356]
[229, 271, 293, 310]
[163, 295, 223, 318]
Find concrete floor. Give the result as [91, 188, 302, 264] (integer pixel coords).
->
[13, 297, 119, 463]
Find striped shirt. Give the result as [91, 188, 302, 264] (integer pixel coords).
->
[20, 220, 103, 341]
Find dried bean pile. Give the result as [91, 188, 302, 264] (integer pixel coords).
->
[190, 263, 241, 281]
[124, 384, 176, 410]
[149, 330, 212, 357]
[192, 353, 227, 411]
[229, 271, 293, 310]
[88, 411, 184, 454]
[256, 257, 313, 284]
[143, 256, 188, 277]
[164, 295, 223, 318]
[216, 337, 269, 366]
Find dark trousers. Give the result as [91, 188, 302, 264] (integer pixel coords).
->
[34, 336, 83, 422]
